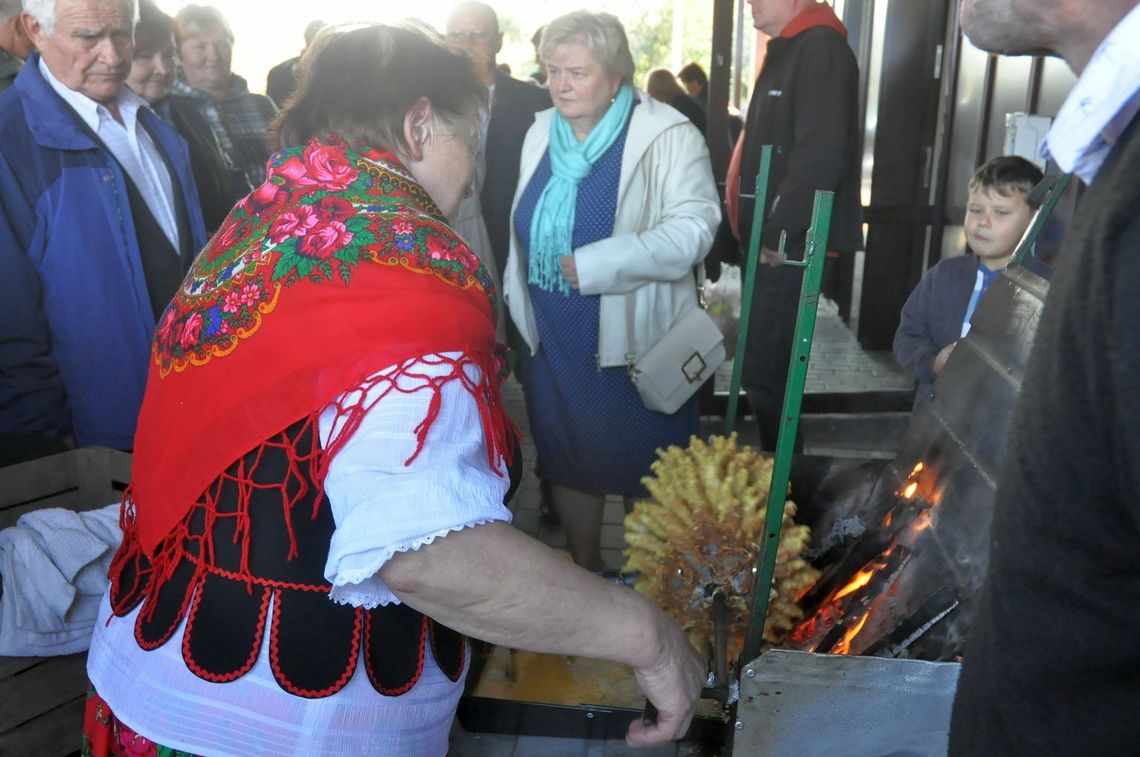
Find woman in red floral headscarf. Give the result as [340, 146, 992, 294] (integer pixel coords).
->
[83, 21, 703, 756]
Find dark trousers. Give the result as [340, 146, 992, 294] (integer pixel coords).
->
[741, 263, 805, 453]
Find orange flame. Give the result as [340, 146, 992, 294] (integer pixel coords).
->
[898, 461, 926, 500]
[833, 566, 875, 601]
[832, 613, 870, 655]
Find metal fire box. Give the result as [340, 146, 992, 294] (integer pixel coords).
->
[735, 649, 960, 756]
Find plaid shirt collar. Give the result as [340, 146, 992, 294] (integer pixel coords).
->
[171, 73, 253, 104]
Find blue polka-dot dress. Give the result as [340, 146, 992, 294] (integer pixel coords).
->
[514, 114, 700, 498]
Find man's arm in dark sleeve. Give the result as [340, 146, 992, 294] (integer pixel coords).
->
[763, 34, 859, 252]
[0, 151, 71, 442]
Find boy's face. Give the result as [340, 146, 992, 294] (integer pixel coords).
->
[964, 186, 1033, 268]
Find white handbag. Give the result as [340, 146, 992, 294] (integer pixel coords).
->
[630, 303, 726, 415]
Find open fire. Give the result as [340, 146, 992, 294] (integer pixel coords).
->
[788, 461, 949, 658]
[773, 266, 1048, 663]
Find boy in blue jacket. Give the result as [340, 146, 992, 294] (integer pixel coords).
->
[893, 156, 1043, 405]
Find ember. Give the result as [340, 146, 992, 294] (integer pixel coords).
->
[913, 507, 935, 533]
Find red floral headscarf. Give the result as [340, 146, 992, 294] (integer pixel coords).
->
[126, 135, 515, 555]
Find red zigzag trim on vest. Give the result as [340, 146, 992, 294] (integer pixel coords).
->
[362, 611, 429, 696]
[430, 618, 466, 683]
[267, 590, 362, 698]
[180, 585, 270, 683]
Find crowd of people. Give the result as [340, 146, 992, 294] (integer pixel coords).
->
[0, 0, 1137, 753]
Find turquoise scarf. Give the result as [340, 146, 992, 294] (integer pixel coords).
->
[528, 84, 635, 294]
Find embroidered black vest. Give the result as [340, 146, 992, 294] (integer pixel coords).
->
[109, 418, 469, 698]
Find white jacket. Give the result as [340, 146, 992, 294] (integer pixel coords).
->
[503, 92, 721, 367]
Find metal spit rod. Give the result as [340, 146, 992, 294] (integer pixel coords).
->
[642, 145, 775, 727]
[642, 587, 732, 726]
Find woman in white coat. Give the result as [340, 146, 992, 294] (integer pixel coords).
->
[504, 11, 721, 571]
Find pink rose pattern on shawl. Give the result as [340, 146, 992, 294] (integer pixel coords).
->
[153, 135, 498, 377]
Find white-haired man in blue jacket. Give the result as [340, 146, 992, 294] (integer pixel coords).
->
[0, 0, 207, 462]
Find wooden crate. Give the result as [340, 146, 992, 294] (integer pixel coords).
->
[0, 447, 132, 757]
[0, 447, 131, 531]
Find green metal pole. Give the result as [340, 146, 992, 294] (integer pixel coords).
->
[724, 146, 773, 437]
[740, 190, 834, 665]
[1010, 173, 1072, 267]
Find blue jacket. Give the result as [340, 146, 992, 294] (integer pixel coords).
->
[0, 56, 207, 449]
[892, 254, 979, 403]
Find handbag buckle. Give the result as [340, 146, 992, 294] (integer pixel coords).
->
[682, 351, 707, 383]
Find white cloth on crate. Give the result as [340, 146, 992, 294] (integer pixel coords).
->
[1041, 3, 1140, 184]
[87, 353, 511, 756]
[0, 503, 121, 656]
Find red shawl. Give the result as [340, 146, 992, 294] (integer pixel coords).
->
[124, 135, 515, 556]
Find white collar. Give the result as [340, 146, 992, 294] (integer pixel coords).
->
[1041, 4, 1140, 184]
[38, 56, 145, 133]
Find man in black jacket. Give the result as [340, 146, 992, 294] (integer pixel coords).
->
[445, 1, 550, 286]
[734, 0, 863, 452]
[948, 0, 1140, 753]
[446, 1, 553, 516]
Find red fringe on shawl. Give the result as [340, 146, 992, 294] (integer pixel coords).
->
[108, 352, 515, 697]
[113, 350, 514, 616]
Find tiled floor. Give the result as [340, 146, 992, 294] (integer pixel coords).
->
[803, 302, 913, 394]
[451, 300, 911, 755]
[713, 297, 913, 396]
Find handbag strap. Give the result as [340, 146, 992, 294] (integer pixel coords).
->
[625, 263, 707, 370]
[695, 262, 707, 308]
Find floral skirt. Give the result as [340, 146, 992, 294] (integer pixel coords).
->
[82, 685, 197, 757]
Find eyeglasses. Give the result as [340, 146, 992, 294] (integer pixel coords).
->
[446, 29, 494, 44]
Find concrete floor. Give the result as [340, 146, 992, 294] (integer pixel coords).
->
[451, 299, 913, 754]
